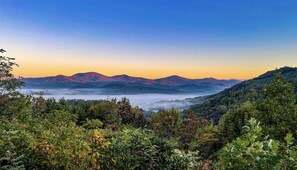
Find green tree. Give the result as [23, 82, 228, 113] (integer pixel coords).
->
[82, 118, 103, 130]
[151, 109, 182, 139]
[180, 111, 201, 149]
[117, 98, 148, 127]
[100, 128, 201, 169]
[88, 100, 121, 130]
[117, 98, 134, 124]
[256, 73, 297, 140]
[0, 49, 29, 120]
[195, 121, 220, 159]
[216, 118, 280, 170]
[180, 111, 220, 158]
[0, 49, 24, 95]
[218, 101, 258, 144]
[215, 118, 297, 170]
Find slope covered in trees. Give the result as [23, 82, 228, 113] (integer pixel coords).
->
[189, 67, 297, 122]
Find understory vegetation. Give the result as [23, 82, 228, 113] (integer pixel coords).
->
[1, 49, 297, 169]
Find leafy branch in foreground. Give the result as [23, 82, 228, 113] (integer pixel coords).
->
[0, 49, 24, 95]
[215, 118, 297, 170]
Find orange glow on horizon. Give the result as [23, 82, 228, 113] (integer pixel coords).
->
[5, 35, 297, 80]
[12, 62, 272, 80]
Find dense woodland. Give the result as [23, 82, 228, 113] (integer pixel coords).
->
[1, 49, 297, 169]
[190, 66, 297, 123]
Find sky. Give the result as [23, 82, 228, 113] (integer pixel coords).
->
[0, 0, 296, 79]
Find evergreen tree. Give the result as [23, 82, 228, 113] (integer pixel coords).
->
[180, 111, 201, 149]
[218, 102, 258, 144]
[256, 73, 297, 140]
[151, 109, 182, 139]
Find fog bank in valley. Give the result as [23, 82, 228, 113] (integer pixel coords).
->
[20, 88, 212, 111]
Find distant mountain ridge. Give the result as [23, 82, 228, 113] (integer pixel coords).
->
[22, 72, 239, 86]
[21, 72, 240, 94]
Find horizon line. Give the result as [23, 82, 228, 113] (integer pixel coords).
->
[19, 71, 244, 81]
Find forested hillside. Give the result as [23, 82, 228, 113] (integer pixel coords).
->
[1, 49, 297, 169]
[190, 67, 297, 122]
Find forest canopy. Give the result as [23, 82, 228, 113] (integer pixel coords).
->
[1, 49, 297, 169]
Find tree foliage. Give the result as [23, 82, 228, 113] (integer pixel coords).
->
[190, 67, 297, 123]
[0, 49, 23, 95]
[151, 109, 182, 139]
[215, 118, 297, 170]
[218, 101, 258, 144]
[216, 118, 280, 169]
[256, 73, 297, 140]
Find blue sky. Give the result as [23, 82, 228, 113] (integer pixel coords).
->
[0, 0, 296, 79]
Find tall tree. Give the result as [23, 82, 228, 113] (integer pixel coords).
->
[256, 73, 297, 140]
[117, 98, 147, 127]
[218, 102, 258, 144]
[0, 49, 24, 95]
[180, 111, 201, 149]
[0, 49, 28, 120]
[151, 109, 182, 139]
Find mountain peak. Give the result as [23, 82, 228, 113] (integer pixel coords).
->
[166, 75, 186, 79]
[72, 72, 102, 76]
[155, 75, 192, 86]
[71, 72, 112, 82]
[113, 74, 130, 78]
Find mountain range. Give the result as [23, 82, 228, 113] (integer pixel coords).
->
[21, 72, 240, 94]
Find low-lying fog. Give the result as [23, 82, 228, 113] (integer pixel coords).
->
[20, 88, 213, 111]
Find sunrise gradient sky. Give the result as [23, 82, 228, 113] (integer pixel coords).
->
[0, 0, 297, 79]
